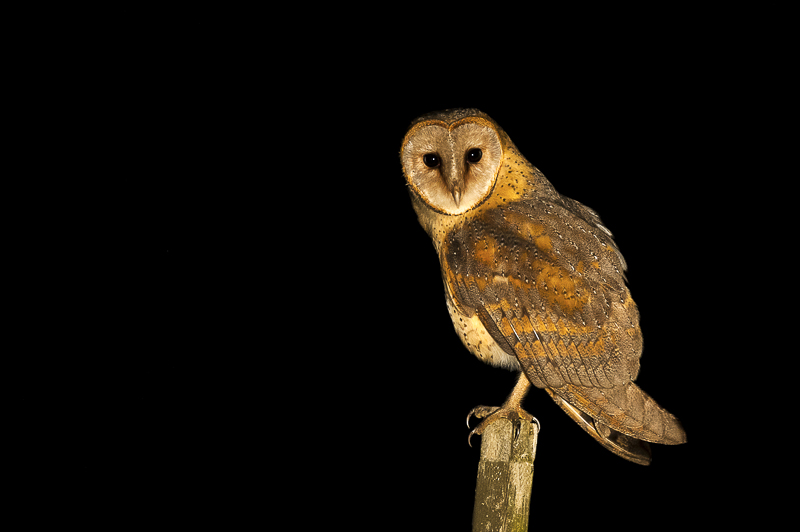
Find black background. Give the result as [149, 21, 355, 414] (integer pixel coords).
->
[85, 16, 776, 529]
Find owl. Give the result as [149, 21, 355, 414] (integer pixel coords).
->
[400, 108, 686, 465]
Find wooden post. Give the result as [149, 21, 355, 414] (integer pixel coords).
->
[472, 419, 539, 532]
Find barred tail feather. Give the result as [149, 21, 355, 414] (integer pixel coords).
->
[553, 382, 686, 445]
[544, 382, 685, 464]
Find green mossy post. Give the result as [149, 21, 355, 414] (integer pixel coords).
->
[472, 419, 539, 532]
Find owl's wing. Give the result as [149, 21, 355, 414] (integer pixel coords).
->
[442, 197, 686, 449]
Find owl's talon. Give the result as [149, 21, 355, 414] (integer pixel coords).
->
[466, 406, 498, 429]
[511, 416, 540, 440]
[466, 404, 536, 447]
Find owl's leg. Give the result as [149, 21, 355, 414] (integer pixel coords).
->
[466, 372, 539, 447]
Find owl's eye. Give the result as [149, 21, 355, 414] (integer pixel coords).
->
[422, 153, 441, 168]
[466, 148, 482, 163]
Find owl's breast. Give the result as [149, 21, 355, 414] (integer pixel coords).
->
[444, 285, 521, 371]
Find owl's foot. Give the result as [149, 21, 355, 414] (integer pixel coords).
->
[466, 405, 539, 447]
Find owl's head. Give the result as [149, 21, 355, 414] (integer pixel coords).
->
[400, 109, 507, 216]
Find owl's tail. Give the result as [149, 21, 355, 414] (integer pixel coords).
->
[554, 382, 686, 444]
[547, 382, 686, 462]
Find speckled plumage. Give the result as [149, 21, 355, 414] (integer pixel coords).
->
[401, 109, 685, 465]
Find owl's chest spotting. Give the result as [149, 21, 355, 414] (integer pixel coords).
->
[444, 289, 520, 371]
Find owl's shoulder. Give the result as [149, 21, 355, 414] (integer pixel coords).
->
[445, 194, 608, 251]
[441, 194, 628, 295]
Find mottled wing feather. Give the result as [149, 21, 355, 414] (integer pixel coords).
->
[443, 197, 686, 445]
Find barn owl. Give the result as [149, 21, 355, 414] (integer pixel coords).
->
[400, 108, 686, 465]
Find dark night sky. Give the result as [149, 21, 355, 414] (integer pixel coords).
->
[96, 22, 759, 528]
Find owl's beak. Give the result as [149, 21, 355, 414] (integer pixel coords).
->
[451, 186, 462, 207]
